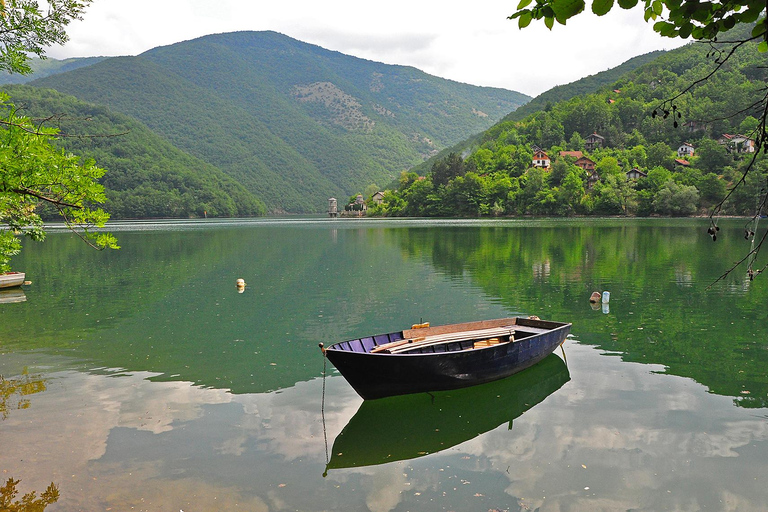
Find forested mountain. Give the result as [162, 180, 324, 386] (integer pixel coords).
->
[409, 51, 665, 177]
[4, 86, 266, 218]
[29, 31, 529, 213]
[502, 51, 666, 122]
[372, 25, 767, 218]
[0, 56, 107, 85]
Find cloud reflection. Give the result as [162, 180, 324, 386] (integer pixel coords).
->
[2, 343, 768, 511]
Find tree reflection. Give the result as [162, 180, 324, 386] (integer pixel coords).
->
[0, 478, 59, 512]
[0, 369, 47, 420]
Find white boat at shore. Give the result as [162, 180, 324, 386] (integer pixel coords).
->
[0, 271, 25, 289]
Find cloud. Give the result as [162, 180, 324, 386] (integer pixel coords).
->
[45, 0, 686, 96]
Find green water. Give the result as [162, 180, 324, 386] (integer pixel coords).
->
[1, 218, 767, 511]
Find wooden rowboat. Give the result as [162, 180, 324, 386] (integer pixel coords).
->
[321, 317, 571, 400]
[0, 272, 25, 289]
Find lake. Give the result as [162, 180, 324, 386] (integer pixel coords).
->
[1, 217, 767, 511]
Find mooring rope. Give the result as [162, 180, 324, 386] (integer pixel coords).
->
[321, 354, 329, 468]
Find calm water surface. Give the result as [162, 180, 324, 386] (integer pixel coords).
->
[1, 218, 767, 511]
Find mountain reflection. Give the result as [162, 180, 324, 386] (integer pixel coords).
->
[326, 354, 569, 472]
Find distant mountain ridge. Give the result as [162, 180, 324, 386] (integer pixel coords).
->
[0, 56, 108, 84]
[29, 31, 530, 213]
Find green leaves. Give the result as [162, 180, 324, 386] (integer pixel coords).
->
[618, 0, 639, 8]
[0, 93, 117, 270]
[592, 0, 615, 16]
[552, 0, 585, 24]
[0, 1, 92, 75]
[518, 11, 534, 28]
[510, 0, 584, 29]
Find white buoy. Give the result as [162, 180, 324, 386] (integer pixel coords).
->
[236, 278, 246, 293]
[602, 291, 610, 303]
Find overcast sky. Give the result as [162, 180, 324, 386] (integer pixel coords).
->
[47, 0, 688, 98]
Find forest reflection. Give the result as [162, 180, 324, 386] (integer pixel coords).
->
[0, 369, 47, 421]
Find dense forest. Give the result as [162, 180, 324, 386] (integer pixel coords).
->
[370, 25, 767, 218]
[4, 86, 266, 218]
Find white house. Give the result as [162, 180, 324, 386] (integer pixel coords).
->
[532, 149, 550, 169]
[677, 142, 695, 157]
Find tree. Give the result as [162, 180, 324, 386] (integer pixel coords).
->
[0, 0, 117, 273]
[0, 1, 92, 74]
[653, 180, 700, 215]
[695, 138, 732, 173]
[431, 152, 467, 188]
[0, 477, 59, 512]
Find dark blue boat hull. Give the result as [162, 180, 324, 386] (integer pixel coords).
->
[325, 321, 570, 400]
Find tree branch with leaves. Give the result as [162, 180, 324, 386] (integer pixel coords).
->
[0, 0, 117, 273]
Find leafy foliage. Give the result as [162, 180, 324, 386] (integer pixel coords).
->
[510, 0, 768, 47]
[0, 478, 59, 512]
[0, 92, 119, 272]
[0, 0, 123, 272]
[0, 1, 91, 75]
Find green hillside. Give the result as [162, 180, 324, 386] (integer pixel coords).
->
[502, 50, 666, 122]
[410, 51, 666, 177]
[29, 31, 530, 213]
[4, 85, 266, 218]
[371, 24, 767, 218]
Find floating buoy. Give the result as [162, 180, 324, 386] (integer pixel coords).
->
[589, 291, 601, 303]
[602, 291, 610, 303]
[236, 278, 246, 293]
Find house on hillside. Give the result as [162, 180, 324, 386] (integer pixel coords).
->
[677, 142, 695, 158]
[584, 133, 605, 151]
[574, 156, 596, 172]
[371, 191, 385, 204]
[626, 168, 647, 180]
[718, 134, 756, 154]
[532, 149, 551, 169]
[675, 158, 690, 167]
[559, 150, 583, 159]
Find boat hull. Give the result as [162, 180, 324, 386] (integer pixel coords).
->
[0, 272, 25, 289]
[325, 318, 570, 400]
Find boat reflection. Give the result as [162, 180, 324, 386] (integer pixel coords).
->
[326, 353, 570, 471]
[0, 288, 26, 304]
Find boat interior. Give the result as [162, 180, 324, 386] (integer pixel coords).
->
[331, 318, 562, 355]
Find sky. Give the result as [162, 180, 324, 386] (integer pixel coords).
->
[47, 0, 689, 98]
